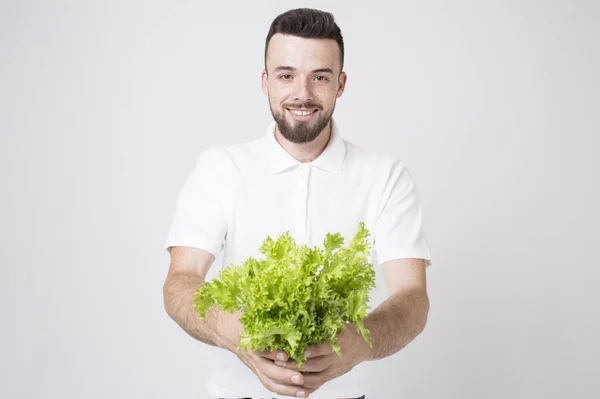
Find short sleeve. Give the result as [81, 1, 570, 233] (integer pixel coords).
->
[164, 147, 232, 257]
[373, 160, 432, 267]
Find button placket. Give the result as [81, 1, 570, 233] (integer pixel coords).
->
[301, 166, 310, 238]
[294, 165, 310, 242]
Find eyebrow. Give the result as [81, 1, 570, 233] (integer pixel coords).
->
[273, 66, 335, 75]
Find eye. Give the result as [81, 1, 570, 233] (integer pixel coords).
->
[279, 74, 293, 80]
[314, 76, 329, 82]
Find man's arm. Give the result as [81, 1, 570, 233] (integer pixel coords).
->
[279, 258, 429, 393]
[360, 257, 430, 361]
[163, 246, 308, 397]
[162, 246, 241, 351]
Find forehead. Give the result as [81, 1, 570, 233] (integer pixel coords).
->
[266, 33, 340, 73]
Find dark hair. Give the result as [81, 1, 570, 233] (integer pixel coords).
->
[264, 8, 344, 74]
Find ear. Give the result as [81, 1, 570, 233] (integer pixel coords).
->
[336, 71, 347, 98]
[261, 69, 268, 95]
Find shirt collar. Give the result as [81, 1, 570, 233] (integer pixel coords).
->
[265, 118, 347, 174]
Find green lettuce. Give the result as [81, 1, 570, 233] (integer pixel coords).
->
[193, 221, 376, 365]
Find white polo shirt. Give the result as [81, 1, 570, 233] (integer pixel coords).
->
[165, 118, 432, 399]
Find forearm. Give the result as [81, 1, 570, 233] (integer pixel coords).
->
[163, 271, 236, 351]
[361, 284, 430, 361]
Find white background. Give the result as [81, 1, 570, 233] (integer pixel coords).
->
[1, 0, 599, 398]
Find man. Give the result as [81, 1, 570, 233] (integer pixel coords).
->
[163, 8, 432, 399]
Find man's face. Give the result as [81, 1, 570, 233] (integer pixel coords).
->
[262, 33, 347, 144]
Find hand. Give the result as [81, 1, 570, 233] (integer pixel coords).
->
[236, 348, 310, 398]
[220, 311, 309, 398]
[274, 323, 371, 395]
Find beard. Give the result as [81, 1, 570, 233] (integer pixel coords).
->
[269, 99, 335, 144]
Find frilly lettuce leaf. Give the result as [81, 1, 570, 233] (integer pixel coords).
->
[193, 221, 376, 365]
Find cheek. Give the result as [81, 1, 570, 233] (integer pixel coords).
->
[270, 94, 285, 108]
[319, 96, 337, 110]
[276, 84, 295, 99]
[316, 86, 338, 104]
[268, 85, 286, 103]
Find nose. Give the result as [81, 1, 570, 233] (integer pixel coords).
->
[291, 76, 313, 102]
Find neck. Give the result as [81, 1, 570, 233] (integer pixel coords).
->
[274, 121, 332, 163]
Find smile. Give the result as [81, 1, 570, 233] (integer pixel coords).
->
[287, 108, 318, 121]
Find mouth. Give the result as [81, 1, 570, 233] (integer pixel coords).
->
[286, 107, 318, 121]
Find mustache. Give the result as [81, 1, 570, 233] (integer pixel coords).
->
[283, 102, 321, 110]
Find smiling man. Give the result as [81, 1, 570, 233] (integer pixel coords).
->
[163, 8, 432, 399]
[263, 32, 345, 147]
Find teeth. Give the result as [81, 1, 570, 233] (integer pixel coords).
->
[289, 109, 314, 116]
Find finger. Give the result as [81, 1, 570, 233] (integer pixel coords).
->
[304, 342, 334, 358]
[256, 355, 306, 387]
[301, 369, 330, 389]
[275, 354, 335, 373]
[262, 382, 315, 398]
[253, 349, 288, 361]
[256, 370, 315, 398]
